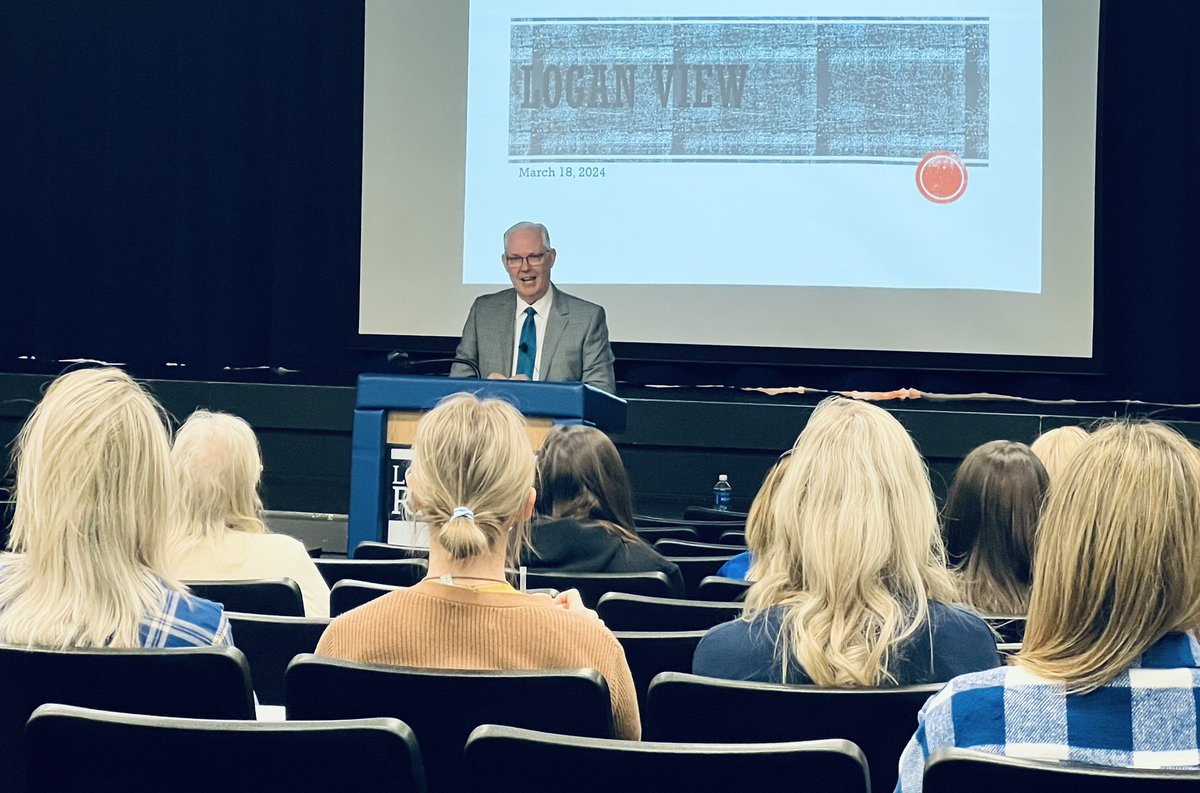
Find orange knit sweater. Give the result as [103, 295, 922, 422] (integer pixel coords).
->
[315, 579, 640, 739]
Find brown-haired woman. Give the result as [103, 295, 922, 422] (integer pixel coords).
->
[523, 424, 684, 596]
[942, 440, 1048, 615]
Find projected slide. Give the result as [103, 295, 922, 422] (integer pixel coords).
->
[463, 1, 1043, 292]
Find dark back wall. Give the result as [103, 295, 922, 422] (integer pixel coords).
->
[1, 1, 1198, 399]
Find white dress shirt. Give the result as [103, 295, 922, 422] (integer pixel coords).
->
[510, 288, 554, 379]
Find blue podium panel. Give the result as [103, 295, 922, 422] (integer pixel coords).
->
[348, 375, 627, 554]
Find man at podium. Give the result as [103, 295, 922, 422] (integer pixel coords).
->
[450, 221, 617, 394]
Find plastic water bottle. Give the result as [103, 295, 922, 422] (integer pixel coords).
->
[712, 474, 732, 511]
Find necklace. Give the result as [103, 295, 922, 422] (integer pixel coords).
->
[427, 574, 511, 588]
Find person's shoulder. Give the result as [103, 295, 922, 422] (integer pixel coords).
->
[475, 288, 516, 307]
[929, 600, 996, 640]
[553, 287, 605, 315]
[926, 600, 1002, 673]
[147, 584, 229, 646]
[256, 531, 311, 557]
[694, 611, 780, 681]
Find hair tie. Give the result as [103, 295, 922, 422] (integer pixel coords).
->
[450, 506, 475, 522]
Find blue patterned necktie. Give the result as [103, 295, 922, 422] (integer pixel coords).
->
[516, 306, 537, 379]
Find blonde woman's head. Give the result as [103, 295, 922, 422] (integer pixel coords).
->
[405, 394, 536, 562]
[1020, 421, 1200, 692]
[2, 367, 176, 648]
[743, 451, 793, 581]
[171, 410, 265, 544]
[748, 396, 956, 686]
[1030, 425, 1089, 486]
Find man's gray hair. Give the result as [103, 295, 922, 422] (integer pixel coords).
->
[503, 221, 551, 252]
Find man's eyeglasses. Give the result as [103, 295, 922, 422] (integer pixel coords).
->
[505, 251, 550, 268]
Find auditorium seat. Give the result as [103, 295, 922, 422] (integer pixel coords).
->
[717, 530, 747, 545]
[635, 526, 700, 543]
[645, 671, 941, 793]
[463, 724, 870, 793]
[696, 576, 752, 601]
[683, 506, 750, 522]
[664, 555, 740, 599]
[983, 615, 1026, 644]
[596, 592, 743, 632]
[329, 579, 403, 617]
[285, 655, 611, 793]
[655, 538, 747, 556]
[226, 612, 331, 705]
[0, 645, 254, 792]
[352, 540, 430, 560]
[314, 557, 428, 589]
[185, 578, 304, 617]
[634, 514, 696, 528]
[924, 747, 1200, 792]
[26, 704, 426, 793]
[521, 570, 676, 606]
[613, 630, 707, 704]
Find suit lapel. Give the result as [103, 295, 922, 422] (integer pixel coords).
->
[540, 287, 569, 379]
[495, 291, 517, 376]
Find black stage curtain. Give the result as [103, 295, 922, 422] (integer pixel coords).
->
[1, 0, 1198, 401]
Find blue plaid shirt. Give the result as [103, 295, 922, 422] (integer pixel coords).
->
[139, 584, 232, 647]
[897, 632, 1200, 792]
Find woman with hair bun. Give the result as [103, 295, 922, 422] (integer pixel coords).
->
[524, 425, 683, 595]
[694, 397, 998, 686]
[169, 410, 330, 617]
[942, 440, 1048, 615]
[0, 368, 230, 649]
[316, 394, 639, 738]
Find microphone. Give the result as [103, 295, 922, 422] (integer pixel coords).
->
[519, 342, 529, 354]
[387, 351, 481, 378]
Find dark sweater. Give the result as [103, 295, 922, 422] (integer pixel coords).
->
[521, 518, 686, 597]
[693, 601, 999, 685]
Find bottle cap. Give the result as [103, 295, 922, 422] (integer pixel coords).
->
[718, 474, 728, 481]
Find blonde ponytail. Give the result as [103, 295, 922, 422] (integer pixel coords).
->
[405, 394, 535, 563]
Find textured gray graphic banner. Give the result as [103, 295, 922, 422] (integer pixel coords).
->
[509, 18, 990, 162]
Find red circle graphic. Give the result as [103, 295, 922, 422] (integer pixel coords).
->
[916, 151, 968, 204]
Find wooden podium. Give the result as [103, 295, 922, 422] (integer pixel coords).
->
[347, 374, 627, 554]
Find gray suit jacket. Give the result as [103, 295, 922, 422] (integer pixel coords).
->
[450, 286, 616, 394]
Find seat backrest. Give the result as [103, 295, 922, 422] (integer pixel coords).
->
[286, 655, 613, 793]
[634, 526, 700, 543]
[353, 541, 430, 560]
[596, 592, 743, 632]
[717, 530, 747, 545]
[683, 506, 749, 523]
[314, 558, 428, 588]
[0, 644, 254, 792]
[655, 538, 747, 556]
[645, 672, 941, 793]
[328, 579, 404, 617]
[26, 704, 425, 793]
[262, 510, 349, 556]
[612, 630, 707, 704]
[696, 575, 752, 601]
[521, 570, 673, 608]
[924, 747, 1200, 792]
[982, 615, 1026, 644]
[185, 578, 304, 617]
[634, 514, 694, 528]
[664, 556, 739, 599]
[226, 612, 331, 706]
[463, 724, 870, 793]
